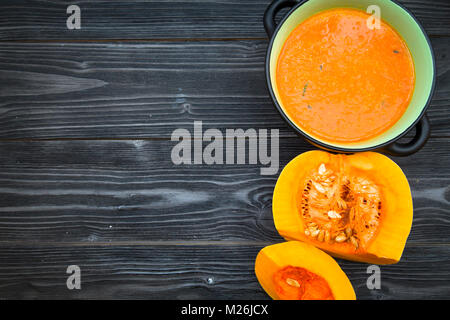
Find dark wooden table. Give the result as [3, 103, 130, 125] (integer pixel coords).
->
[0, 0, 449, 300]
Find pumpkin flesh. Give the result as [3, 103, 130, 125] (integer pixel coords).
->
[273, 266, 334, 300]
[273, 151, 413, 264]
[255, 241, 355, 300]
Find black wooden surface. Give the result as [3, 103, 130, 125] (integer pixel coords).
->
[0, 0, 449, 300]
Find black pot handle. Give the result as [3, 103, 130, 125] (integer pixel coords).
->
[264, 0, 300, 37]
[381, 115, 430, 156]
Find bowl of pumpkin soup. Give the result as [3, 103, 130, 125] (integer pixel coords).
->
[264, 0, 435, 156]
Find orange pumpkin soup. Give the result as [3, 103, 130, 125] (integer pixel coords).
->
[276, 8, 415, 143]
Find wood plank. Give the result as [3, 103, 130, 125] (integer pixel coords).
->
[0, 244, 448, 299]
[0, 37, 449, 139]
[0, 138, 447, 244]
[0, 0, 449, 40]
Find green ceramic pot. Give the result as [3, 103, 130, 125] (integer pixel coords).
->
[264, 0, 435, 156]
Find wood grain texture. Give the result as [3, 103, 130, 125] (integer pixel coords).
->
[1, 0, 449, 300]
[0, 0, 449, 40]
[0, 37, 449, 139]
[0, 244, 448, 300]
[0, 138, 447, 244]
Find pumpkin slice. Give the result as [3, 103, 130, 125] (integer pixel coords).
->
[273, 151, 413, 264]
[255, 241, 356, 300]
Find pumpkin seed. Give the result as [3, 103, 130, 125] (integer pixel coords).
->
[335, 233, 347, 243]
[318, 230, 325, 242]
[337, 197, 348, 209]
[318, 163, 327, 175]
[345, 227, 353, 237]
[310, 229, 320, 237]
[328, 210, 342, 219]
[325, 230, 331, 243]
[286, 278, 301, 287]
[350, 236, 359, 248]
[312, 181, 326, 194]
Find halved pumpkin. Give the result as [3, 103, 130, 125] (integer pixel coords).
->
[255, 241, 356, 300]
[273, 151, 413, 264]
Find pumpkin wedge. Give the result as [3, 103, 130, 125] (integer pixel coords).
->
[273, 151, 413, 264]
[255, 241, 356, 300]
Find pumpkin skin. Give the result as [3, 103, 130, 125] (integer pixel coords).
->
[273, 151, 413, 265]
[255, 241, 356, 300]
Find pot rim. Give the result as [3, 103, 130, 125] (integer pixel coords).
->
[265, 0, 436, 153]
